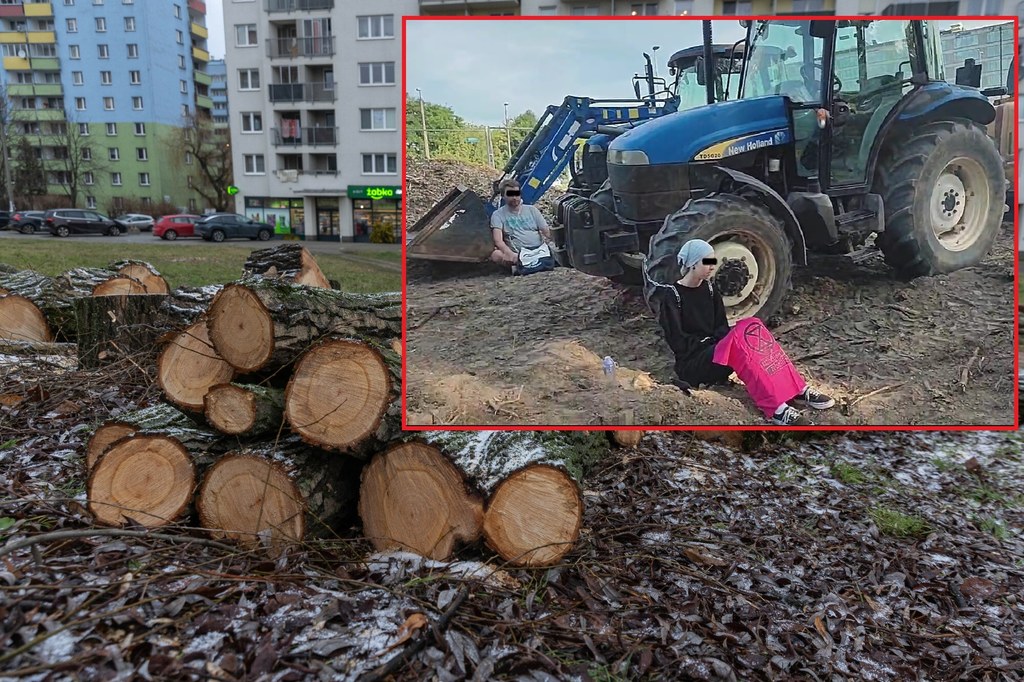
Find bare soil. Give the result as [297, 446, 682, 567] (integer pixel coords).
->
[405, 160, 1017, 427]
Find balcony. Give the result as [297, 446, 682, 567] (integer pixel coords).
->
[15, 108, 65, 121]
[3, 55, 59, 70]
[24, 3, 54, 18]
[271, 126, 338, 146]
[192, 46, 209, 62]
[193, 70, 212, 86]
[267, 82, 336, 103]
[266, 35, 336, 59]
[266, 0, 333, 11]
[418, 0, 519, 13]
[190, 22, 208, 39]
[195, 94, 213, 110]
[188, 0, 206, 14]
[6, 83, 62, 96]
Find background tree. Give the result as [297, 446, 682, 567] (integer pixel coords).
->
[167, 114, 233, 212]
[11, 136, 47, 207]
[0, 90, 16, 211]
[47, 115, 106, 207]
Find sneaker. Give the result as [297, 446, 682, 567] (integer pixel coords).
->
[791, 387, 835, 410]
[770, 404, 811, 426]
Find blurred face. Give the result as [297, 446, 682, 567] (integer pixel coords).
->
[504, 186, 522, 208]
[682, 255, 718, 281]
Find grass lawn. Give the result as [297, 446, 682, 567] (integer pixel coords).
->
[0, 239, 400, 293]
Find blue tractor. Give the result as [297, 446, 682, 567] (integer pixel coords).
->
[553, 18, 1007, 321]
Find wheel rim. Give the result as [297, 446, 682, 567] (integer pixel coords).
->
[166, 230, 177, 241]
[710, 233, 777, 320]
[930, 156, 991, 253]
[58, 226, 68, 237]
[213, 231, 224, 242]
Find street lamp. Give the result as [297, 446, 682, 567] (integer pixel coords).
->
[652, 45, 660, 79]
[503, 101, 512, 157]
[415, 88, 430, 161]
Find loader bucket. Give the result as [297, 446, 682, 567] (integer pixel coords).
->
[406, 186, 494, 262]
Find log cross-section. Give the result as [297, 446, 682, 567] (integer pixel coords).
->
[0, 294, 53, 343]
[156, 319, 236, 412]
[204, 383, 285, 437]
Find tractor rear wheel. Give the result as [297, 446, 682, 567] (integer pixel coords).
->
[875, 120, 1004, 277]
[644, 194, 791, 322]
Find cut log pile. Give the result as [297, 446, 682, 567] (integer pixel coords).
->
[48, 244, 637, 567]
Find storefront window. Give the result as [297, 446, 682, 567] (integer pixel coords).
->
[352, 197, 399, 243]
[316, 197, 340, 241]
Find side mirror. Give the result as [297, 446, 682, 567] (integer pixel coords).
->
[695, 57, 706, 86]
[633, 80, 641, 100]
[955, 58, 982, 88]
[809, 20, 835, 39]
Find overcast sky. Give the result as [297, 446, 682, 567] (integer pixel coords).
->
[406, 18, 1011, 127]
[208, 0, 225, 59]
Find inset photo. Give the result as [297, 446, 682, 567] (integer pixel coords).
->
[404, 16, 1018, 428]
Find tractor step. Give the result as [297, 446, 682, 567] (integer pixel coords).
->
[835, 209, 877, 226]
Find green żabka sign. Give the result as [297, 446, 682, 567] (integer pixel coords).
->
[348, 186, 402, 200]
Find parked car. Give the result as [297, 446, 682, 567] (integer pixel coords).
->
[45, 209, 123, 237]
[0, 211, 10, 230]
[196, 213, 274, 242]
[114, 213, 154, 231]
[153, 214, 202, 240]
[10, 210, 46, 234]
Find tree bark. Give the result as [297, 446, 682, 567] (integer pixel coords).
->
[196, 437, 362, 546]
[0, 294, 53, 343]
[284, 337, 400, 456]
[111, 260, 170, 294]
[421, 431, 611, 567]
[158, 285, 223, 328]
[205, 277, 400, 373]
[203, 383, 285, 437]
[358, 441, 484, 560]
[243, 244, 331, 289]
[73, 293, 171, 368]
[0, 267, 126, 340]
[87, 434, 196, 528]
[156, 318, 236, 412]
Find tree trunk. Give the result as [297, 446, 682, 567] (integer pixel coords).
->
[196, 438, 362, 546]
[0, 294, 53, 343]
[358, 441, 484, 560]
[111, 260, 170, 294]
[91, 275, 147, 297]
[158, 285, 223, 327]
[243, 244, 331, 289]
[203, 383, 285, 437]
[0, 267, 124, 340]
[74, 293, 171, 368]
[205, 277, 400, 373]
[84, 402, 222, 471]
[284, 338, 400, 455]
[610, 430, 644, 448]
[156, 318, 236, 412]
[87, 434, 195, 528]
[422, 431, 611, 567]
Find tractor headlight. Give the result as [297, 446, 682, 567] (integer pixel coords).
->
[608, 149, 650, 165]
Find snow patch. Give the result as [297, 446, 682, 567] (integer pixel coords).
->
[183, 631, 226, 655]
[33, 630, 77, 664]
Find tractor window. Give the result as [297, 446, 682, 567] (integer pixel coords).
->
[920, 21, 946, 82]
[740, 21, 825, 103]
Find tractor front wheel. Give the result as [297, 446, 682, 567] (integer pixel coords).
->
[875, 120, 1004, 277]
[644, 194, 792, 322]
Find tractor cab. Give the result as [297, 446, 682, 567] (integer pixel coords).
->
[666, 44, 745, 110]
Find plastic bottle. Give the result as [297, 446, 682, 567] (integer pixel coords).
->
[602, 356, 616, 387]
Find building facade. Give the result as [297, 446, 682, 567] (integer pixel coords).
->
[209, 58, 229, 126]
[0, 0, 212, 214]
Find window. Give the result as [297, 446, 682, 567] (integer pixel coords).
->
[64, 0, 74, 4]
[124, 0, 134, 3]
[243, 154, 265, 174]
[129, 70, 140, 85]
[95, 17, 106, 31]
[181, 104, 189, 117]
[86, 196, 97, 209]
[178, 55, 186, 69]
[78, 123, 90, 135]
[66, 18, 77, 32]
[136, 147, 148, 161]
[570, 5, 600, 14]
[721, 1, 752, 13]
[358, 62, 395, 86]
[185, 151, 193, 165]
[673, 0, 693, 14]
[357, 14, 394, 39]
[132, 96, 143, 110]
[630, 2, 658, 14]
[174, 4, 180, 18]
[238, 69, 260, 90]
[134, 122, 145, 135]
[103, 96, 114, 110]
[362, 153, 397, 175]
[180, 80, 188, 93]
[98, 44, 109, 59]
[790, 0, 824, 9]
[93, 0, 103, 4]
[139, 172, 150, 186]
[72, 71, 84, 85]
[81, 148, 92, 161]
[69, 45, 80, 59]
[235, 24, 257, 46]
[75, 97, 86, 110]
[111, 172, 122, 186]
[187, 175, 193, 188]
[241, 112, 262, 132]
[127, 43, 138, 58]
[360, 108, 396, 130]
[176, 29, 183, 44]
[109, 147, 120, 161]
[106, 122, 116, 135]
[84, 171, 94, 184]
[538, 4, 557, 13]
[100, 71, 112, 85]
[188, 198, 197, 212]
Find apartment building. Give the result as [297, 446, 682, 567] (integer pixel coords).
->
[421, 0, 1022, 16]
[0, 0, 213, 213]
[209, 58, 229, 126]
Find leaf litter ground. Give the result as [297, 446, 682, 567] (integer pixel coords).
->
[1, 353, 1022, 680]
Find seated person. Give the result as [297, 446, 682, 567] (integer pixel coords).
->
[651, 238, 835, 426]
[489, 179, 552, 272]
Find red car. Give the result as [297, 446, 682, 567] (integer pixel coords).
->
[153, 214, 202, 240]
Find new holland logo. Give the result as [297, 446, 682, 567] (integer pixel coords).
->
[694, 129, 790, 162]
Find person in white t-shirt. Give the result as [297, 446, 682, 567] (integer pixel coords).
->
[489, 179, 550, 267]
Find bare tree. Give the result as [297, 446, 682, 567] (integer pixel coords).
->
[11, 136, 47, 206]
[47, 114, 107, 207]
[0, 88, 16, 212]
[167, 113, 233, 212]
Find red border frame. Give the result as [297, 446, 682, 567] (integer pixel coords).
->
[400, 14, 1020, 433]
